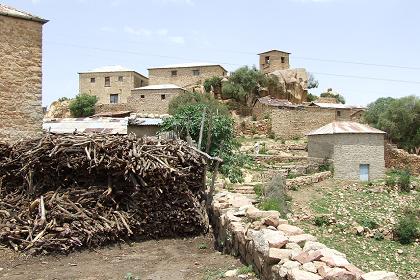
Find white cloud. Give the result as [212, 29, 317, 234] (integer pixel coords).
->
[169, 36, 185, 44]
[157, 29, 169, 36]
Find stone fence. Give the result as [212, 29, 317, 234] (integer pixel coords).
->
[286, 171, 332, 189]
[385, 143, 420, 175]
[210, 191, 398, 280]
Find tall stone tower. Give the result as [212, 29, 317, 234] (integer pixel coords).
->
[258, 50, 290, 74]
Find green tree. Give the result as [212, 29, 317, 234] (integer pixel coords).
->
[363, 95, 420, 151]
[69, 93, 98, 117]
[307, 93, 319, 102]
[203, 76, 223, 95]
[320, 89, 346, 104]
[307, 73, 319, 89]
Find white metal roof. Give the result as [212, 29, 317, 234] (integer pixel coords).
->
[82, 65, 134, 73]
[134, 84, 182, 90]
[149, 62, 224, 69]
[309, 102, 365, 109]
[43, 117, 128, 135]
[0, 4, 48, 23]
[307, 121, 386, 136]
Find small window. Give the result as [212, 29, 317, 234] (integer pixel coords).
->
[281, 56, 285, 63]
[90, 77, 95, 83]
[105, 76, 110, 87]
[140, 95, 145, 99]
[140, 80, 144, 87]
[265, 56, 270, 64]
[171, 70, 177, 77]
[193, 69, 200, 76]
[118, 76, 123, 82]
[110, 94, 119, 104]
[337, 111, 341, 117]
[161, 94, 166, 100]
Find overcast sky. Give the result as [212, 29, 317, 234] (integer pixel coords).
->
[4, 0, 420, 106]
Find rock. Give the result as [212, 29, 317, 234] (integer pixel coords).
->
[354, 226, 364, 235]
[246, 206, 280, 221]
[303, 241, 327, 252]
[343, 264, 364, 278]
[321, 255, 350, 267]
[247, 230, 269, 255]
[302, 262, 317, 273]
[288, 234, 317, 247]
[360, 271, 398, 280]
[324, 268, 357, 280]
[277, 224, 304, 236]
[278, 218, 289, 225]
[282, 260, 301, 271]
[263, 216, 280, 227]
[318, 248, 347, 258]
[231, 197, 254, 208]
[287, 268, 322, 280]
[285, 242, 302, 251]
[225, 269, 238, 277]
[292, 250, 323, 264]
[267, 248, 293, 264]
[318, 265, 333, 277]
[396, 249, 403, 254]
[262, 229, 288, 249]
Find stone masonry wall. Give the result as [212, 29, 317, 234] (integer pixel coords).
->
[127, 87, 185, 115]
[79, 71, 148, 104]
[210, 191, 397, 280]
[148, 65, 226, 88]
[333, 134, 385, 180]
[0, 15, 44, 142]
[384, 143, 420, 175]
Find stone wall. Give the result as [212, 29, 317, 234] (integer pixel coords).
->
[148, 65, 226, 88]
[95, 103, 130, 114]
[210, 191, 397, 280]
[259, 50, 290, 74]
[0, 15, 44, 142]
[285, 171, 331, 189]
[127, 87, 185, 115]
[385, 143, 420, 175]
[333, 134, 385, 180]
[79, 71, 148, 104]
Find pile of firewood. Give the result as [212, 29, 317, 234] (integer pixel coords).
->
[0, 134, 208, 254]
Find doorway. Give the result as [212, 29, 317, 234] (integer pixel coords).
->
[359, 164, 369, 181]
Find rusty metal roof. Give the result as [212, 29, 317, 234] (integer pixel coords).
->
[307, 121, 386, 136]
[0, 4, 48, 23]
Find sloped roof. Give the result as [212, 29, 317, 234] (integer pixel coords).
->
[80, 65, 134, 73]
[149, 62, 226, 71]
[134, 84, 183, 90]
[0, 4, 48, 23]
[307, 121, 386, 136]
[43, 117, 128, 135]
[258, 49, 291, 55]
[129, 118, 163, 126]
[309, 102, 365, 109]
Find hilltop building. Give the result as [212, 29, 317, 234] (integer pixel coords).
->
[148, 62, 227, 90]
[307, 122, 385, 181]
[79, 66, 148, 105]
[258, 50, 290, 74]
[0, 4, 48, 142]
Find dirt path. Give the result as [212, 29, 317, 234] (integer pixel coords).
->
[0, 235, 248, 280]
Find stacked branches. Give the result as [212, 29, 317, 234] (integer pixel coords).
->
[0, 134, 208, 254]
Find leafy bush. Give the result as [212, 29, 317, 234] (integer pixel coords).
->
[358, 216, 379, 229]
[69, 93, 97, 117]
[287, 172, 299, 179]
[374, 231, 384, 241]
[398, 170, 411, 192]
[385, 175, 397, 187]
[203, 76, 222, 94]
[237, 265, 254, 275]
[57, 96, 70, 102]
[267, 131, 275, 139]
[314, 215, 330, 227]
[253, 184, 264, 198]
[394, 214, 419, 244]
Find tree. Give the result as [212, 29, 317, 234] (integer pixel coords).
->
[203, 76, 223, 95]
[307, 73, 319, 89]
[363, 95, 420, 151]
[307, 93, 318, 102]
[320, 89, 346, 104]
[69, 93, 98, 117]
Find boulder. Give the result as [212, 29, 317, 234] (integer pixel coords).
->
[302, 262, 317, 274]
[321, 255, 350, 268]
[324, 268, 357, 280]
[277, 224, 304, 236]
[246, 206, 280, 221]
[262, 229, 288, 249]
[282, 260, 301, 271]
[267, 248, 293, 264]
[360, 271, 398, 280]
[288, 234, 317, 247]
[287, 268, 322, 280]
[303, 241, 327, 252]
[263, 216, 280, 227]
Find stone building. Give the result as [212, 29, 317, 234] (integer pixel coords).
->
[0, 4, 47, 142]
[253, 97, 365, 139]
[127, 84, 186, 115]
[79, 65, 148, 105]
[307, 121, 386, 181]
[258, 50, 290, 74]
[148, 62, 227, 89]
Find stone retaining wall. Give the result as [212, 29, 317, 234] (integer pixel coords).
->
[385, 143, 420, 175]
[286, 171, 332, 189]
[210, 191, 398, 280]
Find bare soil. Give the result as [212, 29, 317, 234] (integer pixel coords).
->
[0, 234, 246, 280]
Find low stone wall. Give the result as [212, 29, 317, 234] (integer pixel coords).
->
[385, 143, 420, 175]
[286, 171, 332, 189]
[210, 191, 398, 280]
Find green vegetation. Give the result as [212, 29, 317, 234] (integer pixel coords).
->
[386, 169, 412, 192]
[125, 272, 140, 280]
[253, 184, 264, 198]
[314, 215, 330, 227]
[363, 95, 420, 151]
[394, 213, 419, 244]
[237, 265, 254, 275]
[203, 269, 226, 280]
[258, 175, 291, 218]
[307, 93, 318, 102]
[69, 93, 97, 117]
[357, 216, 379, 229]
[198, 242, 208, 249]
[57, 96, 70, 102]
[320, 89, 346, 104]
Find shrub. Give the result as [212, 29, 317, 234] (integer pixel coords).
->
[268, 131, 276, 139]
[237, 265, 254, 275]
[314, 215, 330, 227]
[259, 175, 290, 218]
[287, 172, 299, 179]
[398, 170, 411, 192]
[394, 214, 419, 244]
[373, 231, 384, 240]
[253, 184, 264, 197]
[69, 93, 97, 117]
[198, 243, 208, 249]
[385, 175, 397, 187]
[358, 216, 379, 229]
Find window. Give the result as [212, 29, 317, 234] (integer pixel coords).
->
[161, 94, 166, 100]
[265, 56, 270, 64]
[140, 95, 145, 99]
[192, 69, 200, 76]
[140, 80, 144, 87]
[337, 111, 341, 117]
[110, 94, 119, 104]
[90, 77, 95, 83]
[104, 76, 110, 87]
[118, 76, 123, 82]
[281, 56, 285, 63]
[171, 70, 177, 77]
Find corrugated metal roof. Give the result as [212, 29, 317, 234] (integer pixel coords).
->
[257, 96, 299, 108]
[149, 62, 226, 70]
[134, 84, 182, 90]
[129, 118, 163, 126]
[43, 117, 128, 135]
[307, 121, 386, 136]
[309, 102, 365, 109]
[0, 4, 48, 23]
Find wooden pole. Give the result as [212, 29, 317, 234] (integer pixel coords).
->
[198, 108, 206, 150]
